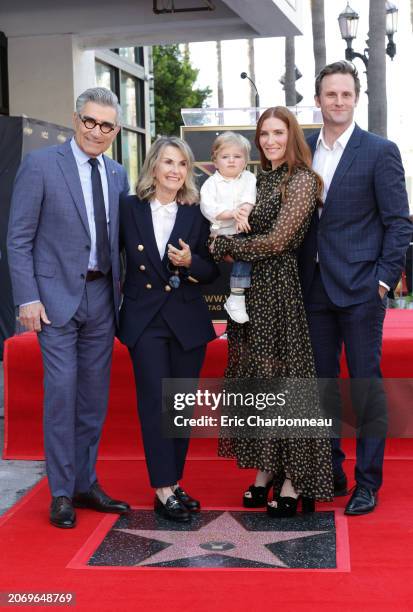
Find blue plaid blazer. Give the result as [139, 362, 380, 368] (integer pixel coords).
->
[298, 124, 412, 306]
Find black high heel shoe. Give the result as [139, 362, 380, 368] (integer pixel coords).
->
[243, 480, 273, 508]
[266, 495, 315, 518]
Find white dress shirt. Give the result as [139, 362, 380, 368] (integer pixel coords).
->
[200, 169, 256, 235]
[313, 121, 355, 205]
[150, 199, 178, 259]
[70, 138, 110, 271]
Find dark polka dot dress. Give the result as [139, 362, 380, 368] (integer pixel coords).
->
[213, 163, 334, 500]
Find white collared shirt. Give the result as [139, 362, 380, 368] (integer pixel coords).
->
[313, 122, 355, 204]
[70, 137, 110, 270]
[150, 199, 178, 259]
[200, 169, 256, 235]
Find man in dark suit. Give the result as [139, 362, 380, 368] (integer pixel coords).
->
[405, 216, 413, 294]
[7, 87, 130, 527]
[299, 61, 412, 515]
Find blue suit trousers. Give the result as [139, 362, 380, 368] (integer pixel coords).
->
[305, 266, 387, 491]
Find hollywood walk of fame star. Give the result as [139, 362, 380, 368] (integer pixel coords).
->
[117, 511, 327, 567]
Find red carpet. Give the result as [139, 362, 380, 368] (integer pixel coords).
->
[3, 311, 413, 461]
[1, 458, 413, 611]
[2, 312, 413, 610]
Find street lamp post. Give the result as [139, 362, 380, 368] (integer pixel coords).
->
[338, 1, 398, 69]
[385, 1, 398, 59]
[240, 72, 260, 120]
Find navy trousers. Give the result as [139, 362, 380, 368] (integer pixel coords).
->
[129, 312, 206, 488]
[304, 266, 387, 491]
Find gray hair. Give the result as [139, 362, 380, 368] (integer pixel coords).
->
[75, 87, 122, 124]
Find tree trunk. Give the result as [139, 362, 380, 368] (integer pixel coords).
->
[284, 37, 296, 107]
[216, 40, 224, 109]
[311, 0, 326, 75]
[367, 0, 387, 136]
[247, 38, 256, 107]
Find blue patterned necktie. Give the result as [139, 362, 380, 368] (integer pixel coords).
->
[88, 158, 111, 274]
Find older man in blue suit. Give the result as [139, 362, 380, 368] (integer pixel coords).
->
[299, 61, 412, 515]
[7, 87, 130, 527]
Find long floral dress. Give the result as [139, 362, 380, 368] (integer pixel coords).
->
[213, 163, 333, 500]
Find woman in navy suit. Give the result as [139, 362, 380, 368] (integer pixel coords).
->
[118, 136, 218, 522]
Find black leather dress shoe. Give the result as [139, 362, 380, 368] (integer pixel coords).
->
[50, 496, 76, 529]
[73, 482, 130, 514]
[334, 474, 349, 497]
[174, 486, 201, 512]
[344, 485, 377, 515]
[154, 494, 191, 522]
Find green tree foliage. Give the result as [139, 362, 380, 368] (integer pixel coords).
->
[152, 45, 211, 136]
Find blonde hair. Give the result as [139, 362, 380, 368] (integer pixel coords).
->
[136, 136, 199, 204]
[211, 131, 251, 162]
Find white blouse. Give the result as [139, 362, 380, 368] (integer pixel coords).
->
[150, 199, 178, 259]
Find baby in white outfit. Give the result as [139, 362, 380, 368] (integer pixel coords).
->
[200, 132, 256, 323]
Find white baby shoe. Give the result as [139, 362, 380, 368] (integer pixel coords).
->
[224, 294, 249, 324]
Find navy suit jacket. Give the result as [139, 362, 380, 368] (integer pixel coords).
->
[298, 124, 412, 306]
[7, 140, 129, 326]
[117, 196, 219, 351]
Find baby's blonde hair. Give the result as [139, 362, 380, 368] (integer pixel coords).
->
[211, 131, 251, 162]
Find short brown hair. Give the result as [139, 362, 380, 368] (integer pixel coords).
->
[315, 60, 360, 98]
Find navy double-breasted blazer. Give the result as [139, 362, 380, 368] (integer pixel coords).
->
[298, 124, 412, 307]
[117, 196, 219, 350]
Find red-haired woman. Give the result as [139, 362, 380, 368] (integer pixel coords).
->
[212, 107, 334, 517]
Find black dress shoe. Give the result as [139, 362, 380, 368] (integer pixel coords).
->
[334, 474, 349, 497]
[50, 496, 76, 529]
[154, 494, 191, 522]
[174, 486, 200, 512]
[344, 485, 377, 515]
[73, 482, 130, 514]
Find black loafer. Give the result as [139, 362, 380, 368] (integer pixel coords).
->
[154, 494, 191, 522]
[334, 474, 349, 497]
[73, 482, 130, 514]
[174, 486, 201, 512]
[344, 485, 377, 515]
[50, 496, 76, 529]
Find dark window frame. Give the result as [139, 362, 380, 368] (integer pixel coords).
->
[111, 46, 145, 67]
[95, 53, 147, 173]
[0, 32, 9, 115]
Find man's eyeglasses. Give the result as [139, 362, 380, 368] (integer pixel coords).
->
[78, 114, 116, 134]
